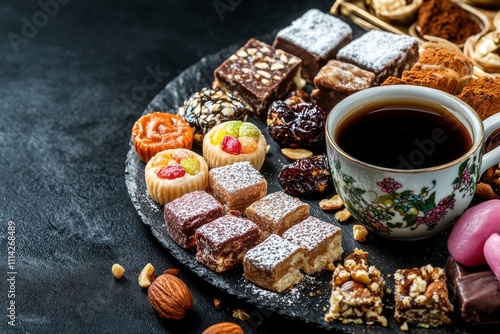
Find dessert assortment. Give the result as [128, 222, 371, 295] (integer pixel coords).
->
[127, 4, 500, 332]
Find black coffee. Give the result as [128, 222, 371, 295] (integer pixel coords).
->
[335, 102, 473, 169]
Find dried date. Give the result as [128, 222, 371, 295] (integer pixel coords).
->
[278, 154, 332, 197]
[267, 100, 326, 148]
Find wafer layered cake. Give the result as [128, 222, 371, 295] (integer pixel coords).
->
[336, 30, 419, 85]
[325, 248, 387, 327]
[244, 191, 309, 240]
[195, 214, 262, 273]
[208, 161, 267, 213]
[394, 264, 454, 328]
[282, 216, 342, 275]
[243, 234, 305, 292]
[213, 38, 305, 119]
[163, 190, 225, 250]
[273, 8, 352, 83]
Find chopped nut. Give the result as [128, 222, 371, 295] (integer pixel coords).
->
[138, 263, 155, 288]
[327, 263, 336, 271]
[320, 194, 344, 211]
[213, 298, 222, 310]
[400, 321, 409, 331]
[112, 263, 125, 279]
[281, 148, 313, 160]
[232, 308, 249, 321]
[335, 207, 351, 222]
[423, 281, 447, 300]
[353, 224, 368, 242]
[475, 182, 497, 199]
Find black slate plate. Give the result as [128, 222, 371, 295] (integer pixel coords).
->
[124, 40, 497, 334]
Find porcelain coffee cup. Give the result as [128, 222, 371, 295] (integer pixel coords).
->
[326, 85, 500, 240]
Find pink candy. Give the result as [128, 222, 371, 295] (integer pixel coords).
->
[484, 233, 500, 280]
[447, 199, 500, 273]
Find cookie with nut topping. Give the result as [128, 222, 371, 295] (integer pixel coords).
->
[177, 87, 250, 145]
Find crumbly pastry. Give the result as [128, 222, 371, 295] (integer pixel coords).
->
[394, 264, 454, 328]
[243, 234, 305, 292]
[336, 30, 419, 85]
[213, 38, 306, 119]
[244, 191, 310, 240]
[132, 112, 194, 163]
[325, 248, 387, 327]
[163, 190, 225, 250]
[457, 76, 500, 121]
[194, 214, 262, 273]
[176, 87, 250, 145]
[208, 161, 267, 213]
[311, 59, 375, 113]
[382, 47, 474, 95]
[282, 216, 343, 275]
[145, 148, 208, 205]
[202, 120, 267, 170]
[273, 8, 352, 83]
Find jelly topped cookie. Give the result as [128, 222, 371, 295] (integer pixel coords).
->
[203, 120, 267, 170]
[145, 148, 208, 205]
[132, 112, 194, 163]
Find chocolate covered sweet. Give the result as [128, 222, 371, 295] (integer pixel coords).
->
[273, 9, 352, 83]
[177, 87, 250, 145]
[336, 30, 419, 85]
[163, 190, 225, 250]
[445, 257, 500, 325]
[195, 214, 262, 273]
[213, 38, 306, 119]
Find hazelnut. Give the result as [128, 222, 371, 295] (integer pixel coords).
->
[147, 271, 194, 320]
[138, 263, 155, 288]
[111, 263, 125, 279]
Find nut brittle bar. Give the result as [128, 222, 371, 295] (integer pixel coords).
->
[213, 38, 305, 119]
[394, 264, 454, 328]
[325, 248, 387, 326]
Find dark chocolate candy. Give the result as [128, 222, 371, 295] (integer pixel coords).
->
[445, 257, 500, 325]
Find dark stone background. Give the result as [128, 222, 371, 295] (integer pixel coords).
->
[0, 0, 360, 333]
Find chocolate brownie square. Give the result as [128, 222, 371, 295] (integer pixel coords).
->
[163, 190, 225, 250]
[213, 38, 306, 119]
[273, 9, 352, 84]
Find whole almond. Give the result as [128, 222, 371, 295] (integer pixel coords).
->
[147, 272, 194, 320]
[202, 322, 244, 334]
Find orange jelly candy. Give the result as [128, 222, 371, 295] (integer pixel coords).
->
[132, 112, 194, 162]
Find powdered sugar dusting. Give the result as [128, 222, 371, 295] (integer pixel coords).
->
[337, 30, 417, 73]
[277, 9, 352, 57]
[244, 234, 302, 271]
[164, 190, 222, 221]
[246, 191, 308, 223]
[196, 215, 259, 244]
[209, 161, 266, 193]
[283, 216, 341, 251]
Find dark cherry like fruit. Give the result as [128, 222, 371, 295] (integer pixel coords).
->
[267, 100, 326, 148]
[157, 165, 186, 179]
[278, 154, 332, 197]
[221, 135, 242, 155]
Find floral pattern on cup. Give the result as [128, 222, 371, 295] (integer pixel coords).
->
[333, 156, 479, 236]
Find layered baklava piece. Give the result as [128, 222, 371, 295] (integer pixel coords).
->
[336, 30, 419, 85]
[325, 248, 387, 326]
[273, 9, 352, 83]
[195, 214, 262, 273]
[213, 38, 305, 119]
[243, 234, 305, 292]
[244, 191, 309, 240]
[282, 216, 342, 275]
[394, 264, 454, 328]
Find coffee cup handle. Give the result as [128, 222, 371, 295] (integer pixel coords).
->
[480, 113, 500, 176]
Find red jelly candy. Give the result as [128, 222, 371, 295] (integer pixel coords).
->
[157, 164, 186, 179]
[221, 135, 241, 155]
